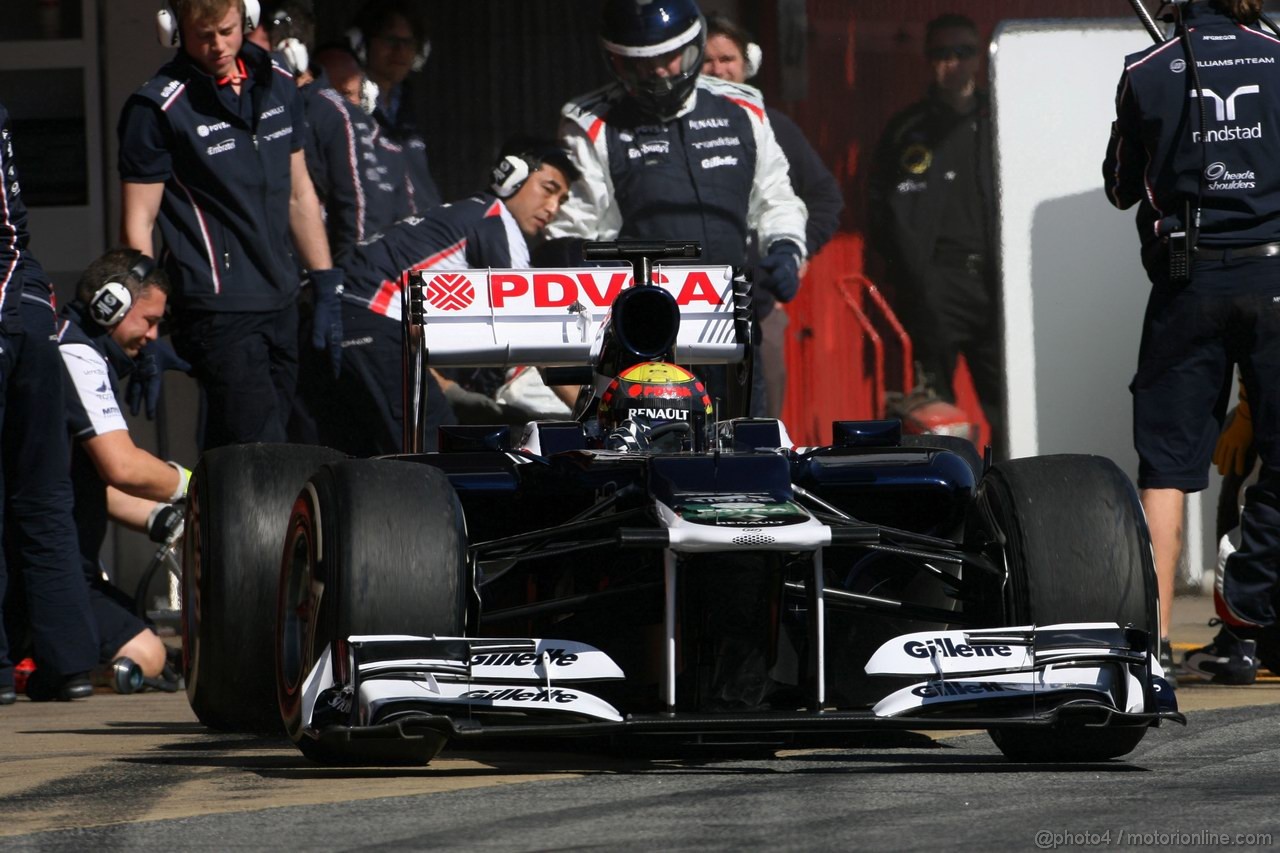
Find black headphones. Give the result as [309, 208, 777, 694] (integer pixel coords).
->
[89, 254, 156, 328]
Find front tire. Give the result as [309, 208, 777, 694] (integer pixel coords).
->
[977, 454, 1157, 762]
[184, 444, 345, 733]
[277, 459, 468, 764]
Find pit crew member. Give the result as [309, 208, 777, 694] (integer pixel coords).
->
[348, 0, 441, 213]
[1103, 0, 1280, 683]
[0, 103, 99, 703]
[303, 143, 580, 455]
[118, 0, 345, 449]
[56, 249, 186, 682]
[867, 13, 1002, 454]
[268, 2, 409, 258]
[701, 11, 843, 418]
[544, 0, 808, 407]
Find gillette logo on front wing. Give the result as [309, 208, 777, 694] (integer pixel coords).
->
[866, 629, 1034, 676]
[903, 637, 1013, 659]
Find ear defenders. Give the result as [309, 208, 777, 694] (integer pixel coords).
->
[490, 155, 531, 199]
[275, 37, 310, 75]
[345, 26, 432, 72]
[156, 0, 262, 48]
[89, 254, 156, 329]
[744, 42, 763, 79]
[269, 8, 310, 75]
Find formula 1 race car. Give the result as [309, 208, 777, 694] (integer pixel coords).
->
[181, 241, 1180, 765]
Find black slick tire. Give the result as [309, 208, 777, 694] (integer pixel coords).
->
[976, 454, 1157, 762]
[277, 459, 467, 765]
[183, 443, 345, 732]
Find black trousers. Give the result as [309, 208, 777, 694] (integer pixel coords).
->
[900, 260, 1004, 453]
[175, 303, 300, 452]
[294, 304, 453, 456]
[0, 301, 99, 686]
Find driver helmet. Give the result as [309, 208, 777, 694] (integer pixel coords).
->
[598, 361, 712, 452]
[600, 0, 706, 119]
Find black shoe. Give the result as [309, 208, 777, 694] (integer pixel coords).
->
[25, 669, 94, 702]
[1183, 626, 1258, 685]
[0, 685, 15, 705]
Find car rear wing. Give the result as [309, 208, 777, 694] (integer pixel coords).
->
[399, 263, 751, 452]
[399, 265, 746, 368]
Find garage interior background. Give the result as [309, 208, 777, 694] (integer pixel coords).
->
[1, 0, 1217, 596]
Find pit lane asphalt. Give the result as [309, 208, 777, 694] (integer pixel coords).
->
[2, 595, 1277, 851]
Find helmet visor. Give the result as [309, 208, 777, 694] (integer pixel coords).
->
[607, 42, 702, 92]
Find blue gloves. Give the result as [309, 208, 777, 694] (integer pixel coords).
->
[126, 339, 193, 420]
[310, 268, 345, 379]
[755, 241, 804, 303]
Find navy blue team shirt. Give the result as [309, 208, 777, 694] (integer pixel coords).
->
[1104, 2, 1280, 250]
[118, 41, 307, 314]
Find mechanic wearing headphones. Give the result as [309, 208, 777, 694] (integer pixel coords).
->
[56, 250, 186, 685]
[0, 103, 100, 703]
[348, 0, 442, 214]
[305, 142, 580, 456]
[701, 12, 844, 419]
[544, 0, 808, 410]
[118, 0, 345, 450]
[1104, 0, 1280, 684]
[267, 2, 409, 260]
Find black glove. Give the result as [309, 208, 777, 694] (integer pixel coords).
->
[310, 268, 345, 379]
[126, 339, 192, 420]
[146, 500, 185, 544]
[754, 241, 803, 303]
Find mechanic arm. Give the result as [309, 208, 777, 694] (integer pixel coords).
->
[81, 430, 187, 503]
[106, 486, 156, 533]
[1102, 70, 1144, 210]
[544, 108, 622, 242]
[747, 110, 808, 261]
[798, 161, 843, 260]
[120, 181, 165, 258]
[107, 486, 185, 544]
[309, 94, 364, 254]
[769, 109, 843, 256]
[288, 148, 335, 271]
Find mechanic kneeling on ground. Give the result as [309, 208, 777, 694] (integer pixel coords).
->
[1103, 0, 1280, 684]
[314, 140, 580, 454]
[55, 249, 189, 685]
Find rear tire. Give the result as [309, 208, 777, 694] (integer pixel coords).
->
[976, 454, 1157, 762]
[184, 444, 345, 733]
[277, 459, 467, 764]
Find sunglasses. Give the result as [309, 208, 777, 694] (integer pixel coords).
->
[926, 44, 978, 61]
